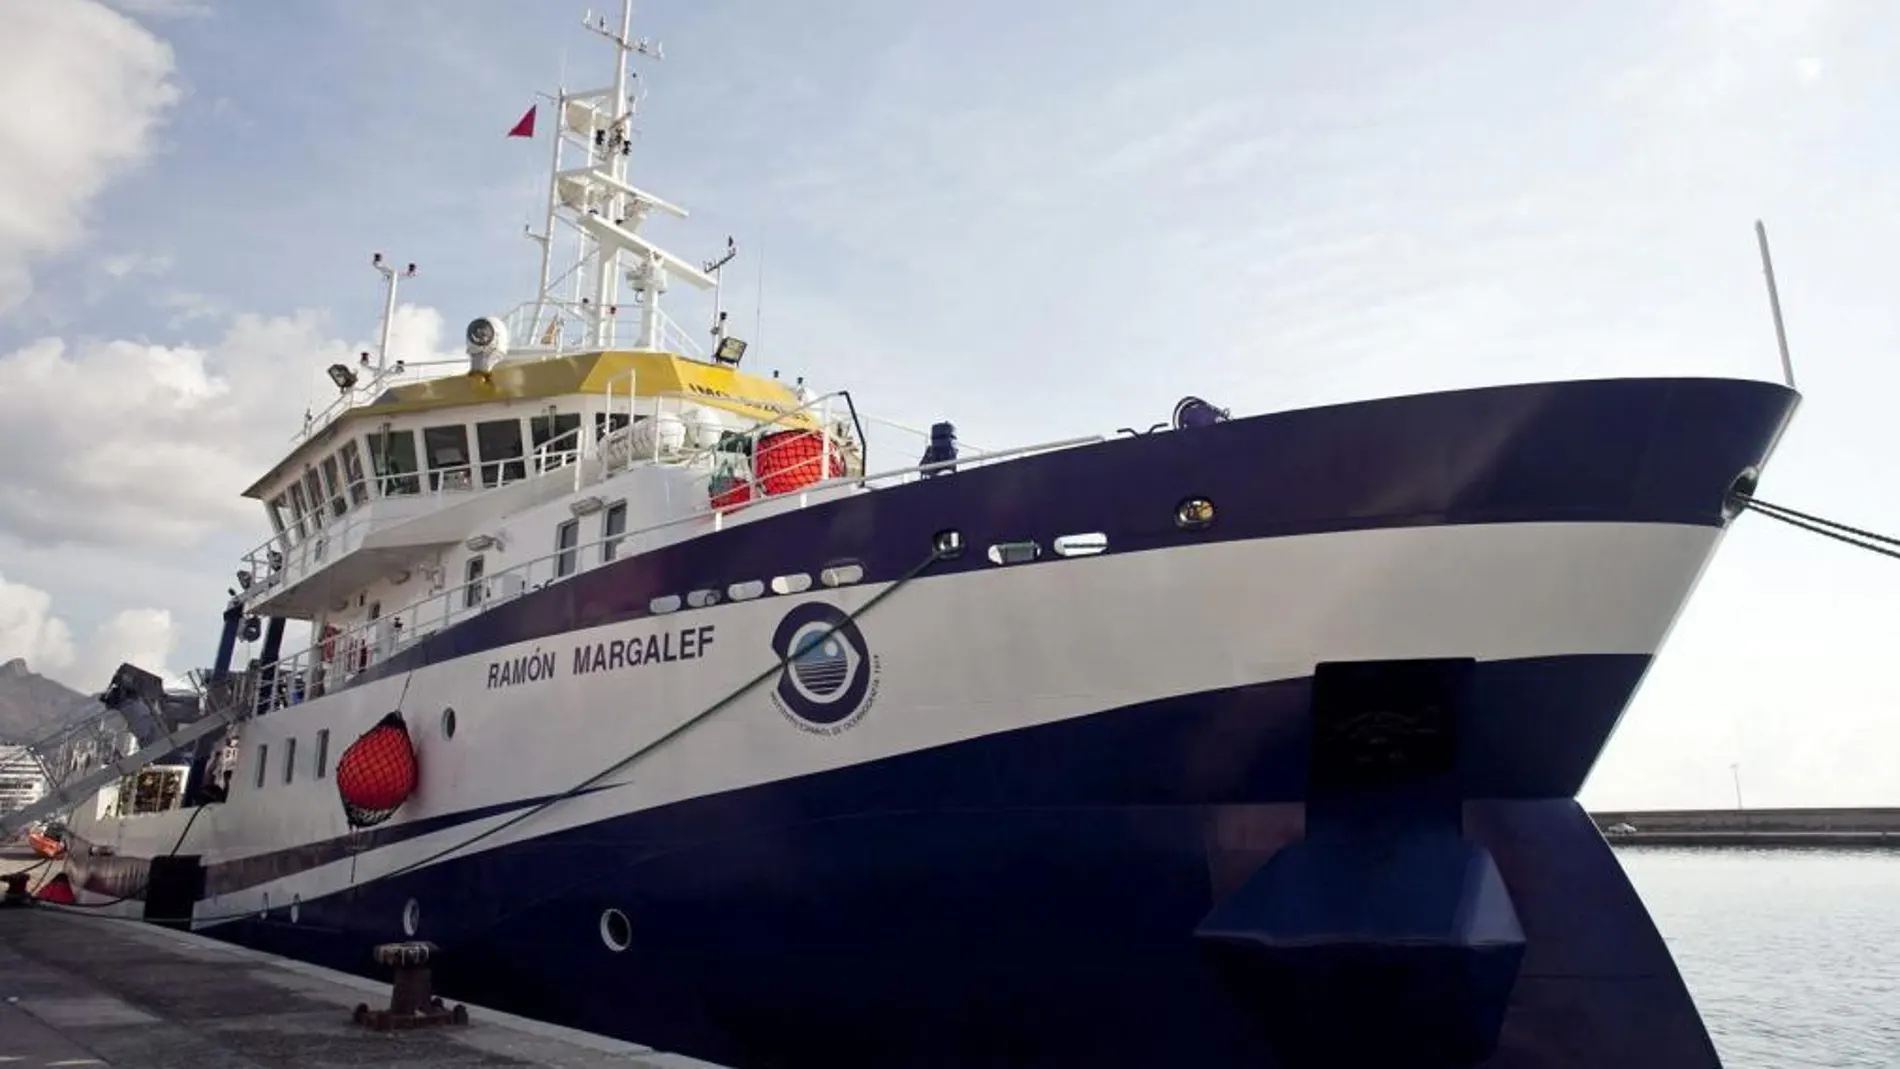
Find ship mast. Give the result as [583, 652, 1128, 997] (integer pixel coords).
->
[522, 1, 718, 355]
[588, 1, 636, 347]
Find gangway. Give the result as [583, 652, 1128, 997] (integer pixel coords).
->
[0, 673, 251, 840]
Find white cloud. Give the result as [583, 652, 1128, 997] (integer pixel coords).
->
[0, 303, 458, 551]
[0, 0, 180, 311]
[101, 0, 211, 20]
[156, 289, 225, 326]
[0, 571, 177, 689]
[0, 574, 73, 674]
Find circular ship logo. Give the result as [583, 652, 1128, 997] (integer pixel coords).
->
[769, 603, 879, 735]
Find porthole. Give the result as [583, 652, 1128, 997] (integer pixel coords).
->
[686, 588, 720, 608]
[600, 908, 632, 952]
[1053, 533, 1108, 557]
[986, 541, 1041, 565]
[932, 529, 965, 558]
[820, 563, 865, 587]
[649, 594, 682, 614]
[440, 707, 457, 739]
[728, 580, 765, 601]
[402, 897, 420, 936]
[770, 573, 813, 595]
[1176, 496, 1216, 530]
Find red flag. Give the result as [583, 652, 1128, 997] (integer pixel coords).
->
[506, 105, 536, 139]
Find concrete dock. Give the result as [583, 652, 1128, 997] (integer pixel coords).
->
[0, 905, 724, 1068]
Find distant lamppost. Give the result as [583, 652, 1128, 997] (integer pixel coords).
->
[1729, 763, 1745, 810]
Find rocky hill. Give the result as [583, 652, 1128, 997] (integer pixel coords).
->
[0, 658, 100, 744]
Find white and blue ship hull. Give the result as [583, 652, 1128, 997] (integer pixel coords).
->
[70, 375, 1798, 1068]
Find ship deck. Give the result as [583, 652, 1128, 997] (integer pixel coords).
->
[0, 902, 727, 1068]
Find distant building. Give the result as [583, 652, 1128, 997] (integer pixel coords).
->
[0, 744, 48, 814]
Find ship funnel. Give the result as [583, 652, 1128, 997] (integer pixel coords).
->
[466, 316, 509, 373]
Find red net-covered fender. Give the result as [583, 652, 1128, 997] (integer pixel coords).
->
[34, 872, 75, 905]
[755, 430, 845, 495]
[335, 711, 419, 828]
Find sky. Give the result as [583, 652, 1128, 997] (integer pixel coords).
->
[0, 0, 1896, 810]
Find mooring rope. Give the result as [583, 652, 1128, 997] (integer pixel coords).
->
[1737, 494, 1900, 562]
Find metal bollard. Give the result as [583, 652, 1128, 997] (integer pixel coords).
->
[351, 940, 469, 1031]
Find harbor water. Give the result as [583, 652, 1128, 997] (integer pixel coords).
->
[1616, 845, 1900, 1068]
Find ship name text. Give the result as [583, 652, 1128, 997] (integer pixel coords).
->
[484, 625, 719, 690]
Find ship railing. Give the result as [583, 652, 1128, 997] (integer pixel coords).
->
[664, 393, 1089, 524]
[250, 499, 730, 708]
[498, 300, 707, 360]
[629, 386, 860, 478]
[248, 425, 1102, 712]
[238, 438, 588, 603]
[291, 358, 474, 447]
[257, 364, 864, 591]
[247, 383, 700, 588]
[685, 428, 1102, 531]
[581, 384, 863, 491]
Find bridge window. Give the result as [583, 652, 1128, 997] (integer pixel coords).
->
[286, 482, 311, 537]
[315, 729, 330, 779]
[301, 469, 327, 528]
[320, 455, 347, 517]
[463, 555, 485, 609]
[423, 425, 473, 492]
[267, 494, 289, 539]
[254, 743, 269, 790]
[339, 440, 370, 505]
[282, 737, 297, 785]
[555, 519, 579, 578]
[532, 411, 583, 470]
[476, 419, 526, 487]
[601, 501, 627, 562]
[369, 428, 421, 496]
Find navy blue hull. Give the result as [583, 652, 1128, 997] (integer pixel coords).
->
[198, 655, 1716, 1068]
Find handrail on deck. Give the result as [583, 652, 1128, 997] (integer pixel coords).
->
[244, 427, 1102, 714]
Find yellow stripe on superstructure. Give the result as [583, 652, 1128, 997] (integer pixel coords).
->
[242, 350, 820, 499]
[359, 350, 817, 428]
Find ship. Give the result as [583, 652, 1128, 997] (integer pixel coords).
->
[36, 4, 1799, 1067]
